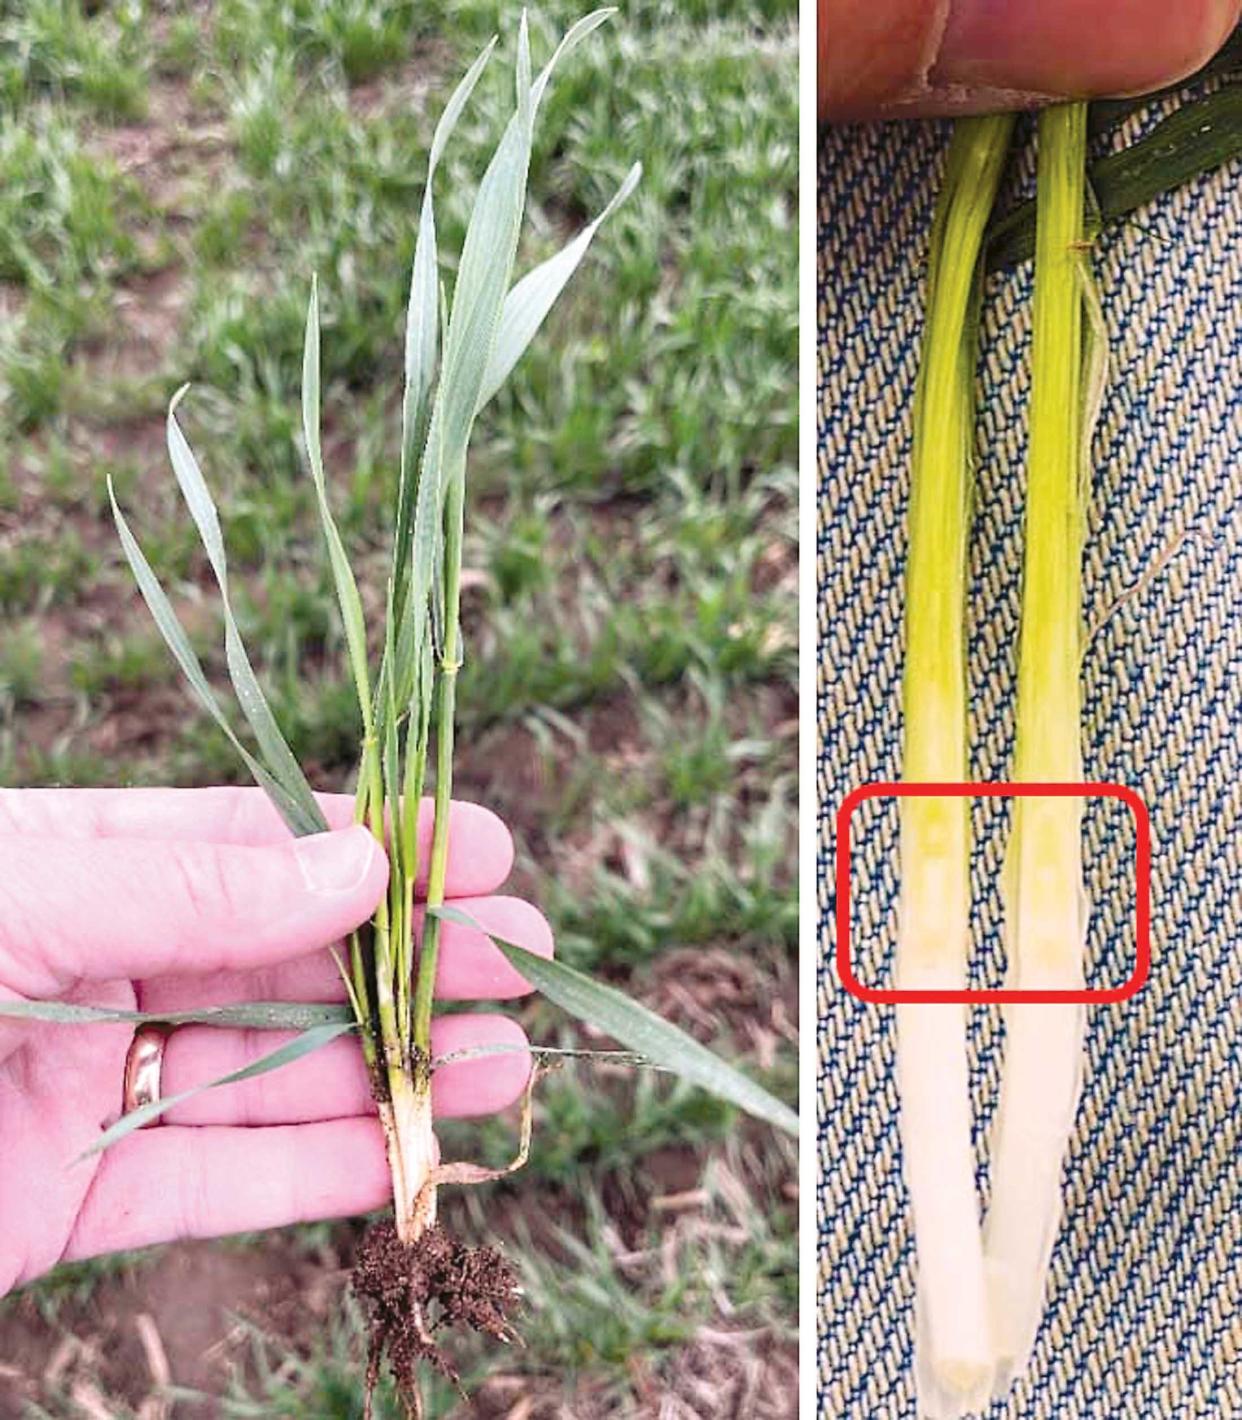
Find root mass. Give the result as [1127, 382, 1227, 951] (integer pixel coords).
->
[353, 1221, 520, 1416]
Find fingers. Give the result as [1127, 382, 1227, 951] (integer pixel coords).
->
[61, 1018, 533, 1259]
[63, 1116, 394, 1260]
[0, 788, 514, 896]
[429, 1015, 532, 1117]
[0, 786, 355, 841]
[421, 896, 554, 999]
[0, 829, 387, 997]
[136, 894, 554, 1011]
[819, 0, 942, 122]
[820, 0, 1242, 120]
[936, 0, 1241, 102]
[160, 1013, 532, 1126]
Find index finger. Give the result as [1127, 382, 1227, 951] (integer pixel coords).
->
[0, 788, 514, 898]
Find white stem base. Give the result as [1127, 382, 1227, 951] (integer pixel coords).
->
[897, 997, 993, 1418]
[983, 999, 1085, 1396]
[381, 1085, 437, 1243]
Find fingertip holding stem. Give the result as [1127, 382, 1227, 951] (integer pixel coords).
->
[938, 0, 1240, 98]
[290, 829, 388, 914]
[819, 0, 1242, 119]
[294, 824, 387, 897]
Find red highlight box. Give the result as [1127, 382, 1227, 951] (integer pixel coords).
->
[835, 782, 1150, 1005]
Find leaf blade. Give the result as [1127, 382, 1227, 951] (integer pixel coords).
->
[432, 906, 799, 1137]
[392, 35, 498, 610]
[0, 999, 353, 1029]
[78, 1023, 355, 1158]
[109, 483, 318, 836]
[478, 161, 641, 409]
[164, 390, 326, 836]
[988, 85, 1242, 270]
[302, 277, 372, 726]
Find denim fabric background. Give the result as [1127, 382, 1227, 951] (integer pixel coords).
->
[816, 99, 1241, 1419]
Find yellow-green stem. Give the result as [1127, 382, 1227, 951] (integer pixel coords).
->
[346, 931, 376, 1070]
[902, 113, 1015, 966]
[1012, 100, 1088, 931]
[358, 733, 407, 1098]
[982, 103, 1091, 1396]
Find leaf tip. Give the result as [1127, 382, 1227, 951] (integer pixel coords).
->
[167, 381, 192, 425]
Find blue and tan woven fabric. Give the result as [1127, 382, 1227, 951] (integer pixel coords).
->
[816, 98, 1241, 1418]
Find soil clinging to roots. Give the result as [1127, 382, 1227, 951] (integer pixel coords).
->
[353, 1221, 521, 1416]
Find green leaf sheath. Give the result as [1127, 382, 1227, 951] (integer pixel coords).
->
[432, 906, 798, 1138]
[902, 114, 1014, 971]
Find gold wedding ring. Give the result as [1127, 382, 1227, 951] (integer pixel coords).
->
[121, 1024, 174, 1119]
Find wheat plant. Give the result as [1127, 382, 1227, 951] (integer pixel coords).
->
[2, 12, 796, 1415]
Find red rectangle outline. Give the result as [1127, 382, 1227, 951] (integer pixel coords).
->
[835, 782, 1150, 1004]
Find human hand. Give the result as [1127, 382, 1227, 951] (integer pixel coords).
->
[0, 787, 552, 1297]
[819, 0, 1241, 120]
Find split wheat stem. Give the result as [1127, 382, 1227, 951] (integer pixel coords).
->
[983, 100, 1092, 1395]
[898, 111, 1013, 1418]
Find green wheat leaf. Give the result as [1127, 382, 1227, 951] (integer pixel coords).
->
[479, 161, 642, 409]
[0, 999, 353, 1029]
[109, 484, 320, 837]
[988, 85, 1242, 270]
[432, 1041, 656, 1070]
[431, 906, 799, 1137]
[78, 1023, 355, 1159]
[392, 35, 498, 610]
[531, 8, 616, 112]
[405, 17, 532, 679]
[165, 389, 326, 835]
[303, 277, 372, 726]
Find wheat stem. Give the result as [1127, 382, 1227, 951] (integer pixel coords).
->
[899, 111, 1014, 1418]
[983, 101, 1092, 1397]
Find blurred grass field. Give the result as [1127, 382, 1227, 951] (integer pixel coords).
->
[0, 1, 797, 1414]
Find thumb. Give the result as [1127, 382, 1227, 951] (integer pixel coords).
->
[0, 826, 388, 996]
[820, 0, 1241, 120]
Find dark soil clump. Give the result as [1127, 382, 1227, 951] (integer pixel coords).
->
[353, 1221, 521, 1416]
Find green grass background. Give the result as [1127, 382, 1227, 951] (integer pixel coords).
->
[0, 2, 797, 1414]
